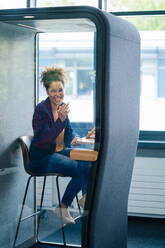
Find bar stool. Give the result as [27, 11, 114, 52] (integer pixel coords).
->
[13, 135, 81, 248]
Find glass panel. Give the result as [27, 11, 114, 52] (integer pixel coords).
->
[120, 15, 165, 131]
[107, 0, 165, 12]
[37, 0, 98, 8]
[36, 18, 96, 245]
[0, 0, 26, 9]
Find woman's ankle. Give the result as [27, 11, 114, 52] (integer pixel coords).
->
[61, 203, 68, 208]
[83, 194, 86, 200]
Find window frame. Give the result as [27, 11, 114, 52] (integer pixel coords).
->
[27, 0, 37, 8]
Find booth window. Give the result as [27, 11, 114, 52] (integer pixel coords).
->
[35, 18, 96, 245]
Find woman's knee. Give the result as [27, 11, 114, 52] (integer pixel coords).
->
[78, 161, 91, 175]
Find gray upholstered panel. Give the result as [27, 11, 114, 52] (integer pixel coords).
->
[0, 22, 35, 248]
[87, 13, 140, 248]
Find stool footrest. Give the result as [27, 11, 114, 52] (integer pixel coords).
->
[21, 211, 41, 222]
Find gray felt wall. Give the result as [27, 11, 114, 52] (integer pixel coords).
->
[0, 22, 35, 248]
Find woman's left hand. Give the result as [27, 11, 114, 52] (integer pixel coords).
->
[71, 137, 79, 146]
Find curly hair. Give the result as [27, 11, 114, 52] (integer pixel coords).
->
[40, 66, 67, 90]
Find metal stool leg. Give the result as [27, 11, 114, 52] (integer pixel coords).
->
[13, 175, 33, 248]
[36, 176, 47, 240]
[56, 176, 66, 246]
[76, 195, 81, 215]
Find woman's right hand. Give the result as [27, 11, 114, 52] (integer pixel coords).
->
[57, 103, 70, 122]
[86, 127, 95, 139]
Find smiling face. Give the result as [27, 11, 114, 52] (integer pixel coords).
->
[47, 81, 64, 107]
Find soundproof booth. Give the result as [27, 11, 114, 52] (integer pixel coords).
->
[0, 6, 140, 248]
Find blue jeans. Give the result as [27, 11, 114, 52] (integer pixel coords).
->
[29, 147, 91, 207]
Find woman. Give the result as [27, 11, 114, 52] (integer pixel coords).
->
[29, 66, 90, 224]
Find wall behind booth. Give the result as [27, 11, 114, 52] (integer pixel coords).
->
[0, 22, 35, 248]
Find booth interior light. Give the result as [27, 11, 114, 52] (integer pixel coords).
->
[23, 16, 35, 19]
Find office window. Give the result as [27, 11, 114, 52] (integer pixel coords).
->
[120, 15, 165, 131]
[107, 0, 165, 12]
[37, 0, 98, 8]
[0, 0, 26, 9]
